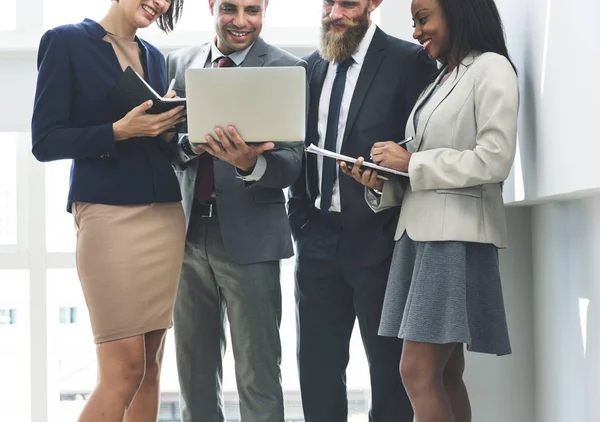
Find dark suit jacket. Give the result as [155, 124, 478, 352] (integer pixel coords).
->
[31, 18, 181, 212]
[288, 27, 437, 268]
[166, 38, 306, 265]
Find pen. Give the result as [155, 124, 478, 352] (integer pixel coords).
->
[396, 136, 414, 146]
[370, 136, 414, 160]
[167, 78, 176, 92]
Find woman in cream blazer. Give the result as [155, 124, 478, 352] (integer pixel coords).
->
[376, 50, 517, 248]
[340, 0, 519, 420]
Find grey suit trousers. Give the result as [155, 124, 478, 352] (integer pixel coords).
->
[174, 214, 284, 422]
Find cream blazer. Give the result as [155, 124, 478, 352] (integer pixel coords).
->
[369, 52, 519, 248]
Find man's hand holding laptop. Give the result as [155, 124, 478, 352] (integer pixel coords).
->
[192, 125, 275, 172]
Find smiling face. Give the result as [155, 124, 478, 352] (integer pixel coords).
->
[411, 0, 450, 62]
[118, 0, 172, 29]
[209, 0, 266, 55]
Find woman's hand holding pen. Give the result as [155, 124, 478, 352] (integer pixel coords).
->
[370, 141, 412, 172]
[113, 98, 186, 142]
[338, 157, 383, 191]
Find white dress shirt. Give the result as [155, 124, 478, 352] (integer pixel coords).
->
[209, 40, 254, 66]
[315, 23, 377, 212]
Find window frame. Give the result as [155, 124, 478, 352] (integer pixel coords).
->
[0, 308, 18, 324]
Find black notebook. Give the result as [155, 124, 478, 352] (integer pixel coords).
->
[109, 66, 186, 115]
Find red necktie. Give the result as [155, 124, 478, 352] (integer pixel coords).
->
[194, 56, 235, 203]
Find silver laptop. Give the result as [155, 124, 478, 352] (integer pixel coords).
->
[184, 66, 306, 144]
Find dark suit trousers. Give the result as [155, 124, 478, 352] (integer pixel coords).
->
[174, 214, 284, 422]
[295, 212, 413, 422]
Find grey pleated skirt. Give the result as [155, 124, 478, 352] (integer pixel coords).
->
[378, 234, 512, 356]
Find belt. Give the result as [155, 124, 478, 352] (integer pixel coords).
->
[192, 198, 218, 218]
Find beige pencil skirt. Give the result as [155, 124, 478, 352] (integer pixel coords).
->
[72, 201, 186, 344]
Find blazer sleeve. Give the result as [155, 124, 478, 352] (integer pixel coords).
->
[364, 178, 406, 213]
[408, 55, 519, 191]
[31, 30, 117, 162]
[287, 56, 314, 233]
[249, 141, 303, 190]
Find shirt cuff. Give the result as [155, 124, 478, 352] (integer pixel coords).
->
[176, 134, 199, 163]
[236, 155, 267, 181]
[365, 187, 382, 208]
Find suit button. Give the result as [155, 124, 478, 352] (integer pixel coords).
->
[212, 156, 218, 161]
[215, 189, 223, 196]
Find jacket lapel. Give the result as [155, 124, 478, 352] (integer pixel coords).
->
[307, 58, 329, 196]
[413, 53, 476, 151]
[241, 37, 267, 68]
[83, 18, 124, 76]
[139, 40, 161, 92]
[341, 27, 386, 147]
[190, 44, 211, 69]
[405, 71, 443, 142]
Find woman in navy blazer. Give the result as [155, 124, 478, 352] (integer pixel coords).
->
[31, 1, 186, 420]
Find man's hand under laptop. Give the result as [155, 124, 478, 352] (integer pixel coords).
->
[191, 125, 275, 172]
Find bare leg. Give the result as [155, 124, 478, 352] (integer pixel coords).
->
[443, 344, 471, 422]
[125, 329, 168, 422]
[400, 341, 457, 422]
[77, 336, 146, 422]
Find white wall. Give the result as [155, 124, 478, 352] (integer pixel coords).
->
[497, 0, 600, 421]
[500, 0, 600, 202]
[532, 197, 600, 422]
[465, 207, 535, 422]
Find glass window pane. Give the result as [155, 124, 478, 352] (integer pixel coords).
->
[0, 270, 31, 422]
[44, 0, 213, 33]
[0, 0, 16, 30]
[267, 0, 322, 27]
[0, 133, 17, 246]
[49, 269, 95, 421]
[74, 1, 379, 35]
[43, 0, 106, 29]
[168, 0, 212, 32]
[267, 1, 379, 28]
[45, 160, 76, 253]
[48, 262, 371, 420]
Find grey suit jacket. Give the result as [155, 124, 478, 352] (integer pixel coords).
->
[166, 38, 306, 264]
[370, 52, 519, 248]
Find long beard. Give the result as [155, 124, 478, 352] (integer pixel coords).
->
[319, 7, 370, 63]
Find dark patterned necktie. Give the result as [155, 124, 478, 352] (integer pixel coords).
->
[320, 57, 354, 211]
[194, 56, 235, 203]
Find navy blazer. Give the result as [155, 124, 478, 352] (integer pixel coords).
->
[31, 18, 181, 212]
[288, 27, 437, 268]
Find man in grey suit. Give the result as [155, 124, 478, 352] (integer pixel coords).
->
[165, 1, 305, 421]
